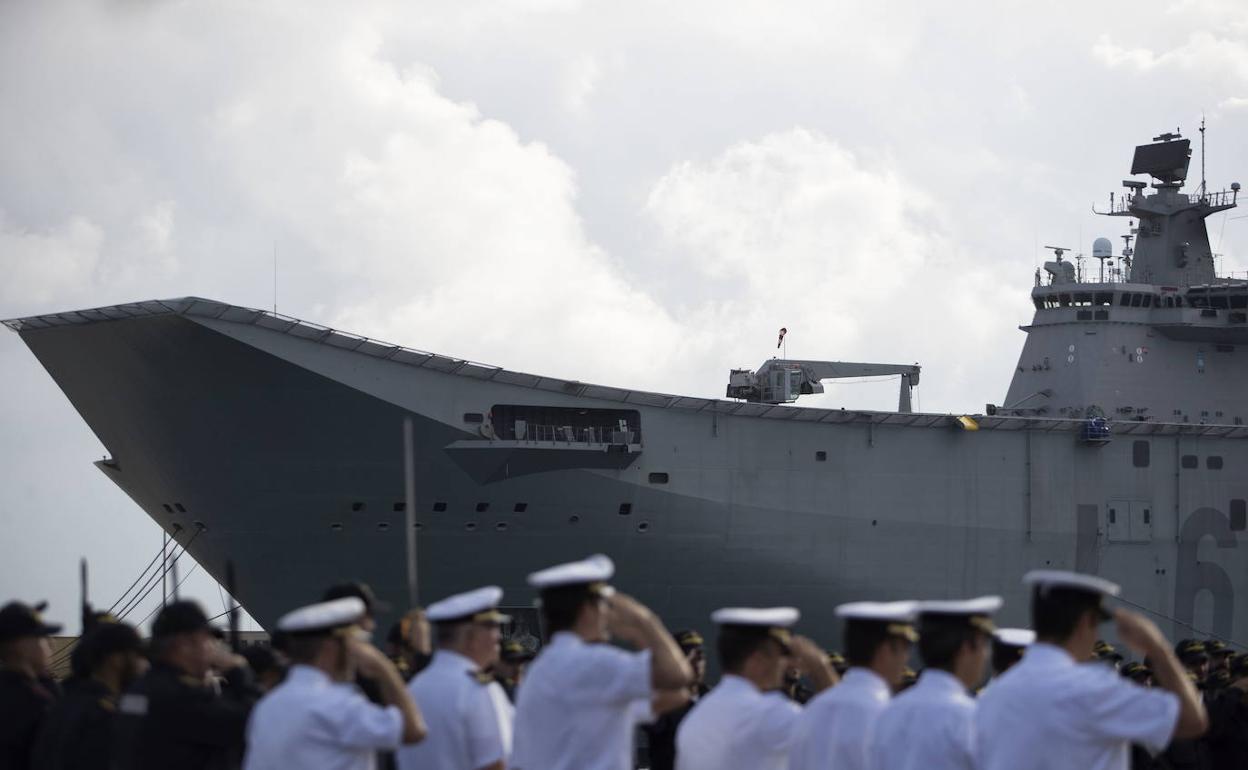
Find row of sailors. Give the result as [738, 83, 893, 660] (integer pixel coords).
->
[2, 558, 1245, 770]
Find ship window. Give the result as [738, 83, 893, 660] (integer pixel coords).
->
[432, 502, 447, 512]
[1132, 441, 1150, 468]
[393, 502, 406, 512]
[1143, 295, 1153, 308]
[1181, 455, 1198, 469]
[1033, 298, 1044, 311]
[465, 522, 477, 531]
[1076, 310, 1092, 321]
[815, 451, 827, 462]
[1094, 310, 1109, 320]
[1207, 456, 1224, 470]
[648, 472, 670, 484]
[475, 502, 490, 512]
[569, 515, 580, 524]
[495, 522, 508, 531]
[351, 502, 365, 512]
[1095, 292, 1113, 306]
[1119, 293, 1131, 307]
[330, 523, 343, 531]
[162, 504, 173, 513]
[463, 412, 484, 423]
[1231, 500, 1247, 531]
[174, 503, 187, 513]
[1131, 294, 1143, 307]
[619, 503, 632, 516]
[377, 522, 389, 531]
[513, 503, 528, 513]
[1059, 294, 1071, 307]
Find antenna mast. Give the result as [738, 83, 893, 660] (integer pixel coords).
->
[1200, 115, 1206, 200]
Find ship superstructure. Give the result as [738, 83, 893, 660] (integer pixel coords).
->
[6, 132, 1248, 647]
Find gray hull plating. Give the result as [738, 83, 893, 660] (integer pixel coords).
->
[11, 301, 1248, 645]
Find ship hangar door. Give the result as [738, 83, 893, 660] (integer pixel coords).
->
[1106, 499, 1153, 543]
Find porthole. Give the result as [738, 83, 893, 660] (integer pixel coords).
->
[377, 522, 389, 531]
[432, 502, 447, 512]
[569, 514, 581, 524]
[161, 504, 173, 514]
[637, 521, 650, 533]
[476, 502, 490, 513]
[648, 472, 670, 484]
[514, 503, 528, 513]
[619, 503, 633, 516]
[351, 501, 366, 512]
[330, 523, 344, 531]
[174, 503, 187, 513]
[465, 522, 477, 531]
[495, 522, 508, 531]
[393, 502, 406, 512]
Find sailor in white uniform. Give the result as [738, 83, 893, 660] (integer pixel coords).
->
[988, 627, 1035, 680]
[869, 596, 1002, 770]
[976, 570, 1209, 770]
[509, 554, 693, 770]
[788, 600, 918, 770]
[396, 585, 514, 770]
[243, 597, 427, 770]
[674, 607, 836, 770]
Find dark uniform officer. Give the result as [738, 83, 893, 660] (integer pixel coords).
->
[0, 601, 61, 770]
[643, 629, 709, 770]
[30, 620, 146, 770]
[493, 639, 535, 703]
[1205, 654, 1248, 769]
[113, 600, 258, 770]
[1162, 639, 1213, 770]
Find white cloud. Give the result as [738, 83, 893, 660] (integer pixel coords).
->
[0, 214, 104, 305]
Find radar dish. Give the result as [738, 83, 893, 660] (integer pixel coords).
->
[1092, 238, 1113, 259]
[1130, 138, 1191, 184]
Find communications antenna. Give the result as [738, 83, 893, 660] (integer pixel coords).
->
[1200, 115, 1207, 200]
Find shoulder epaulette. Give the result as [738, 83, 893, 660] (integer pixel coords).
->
[467, 670, 493, 685]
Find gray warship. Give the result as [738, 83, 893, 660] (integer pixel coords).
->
[7, 131, 1248, 647]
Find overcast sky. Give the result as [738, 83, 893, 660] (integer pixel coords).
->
[4, 0, 1248, 634]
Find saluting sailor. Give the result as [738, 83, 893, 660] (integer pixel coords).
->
[976, 570, 1208, 770]
[242, 597, 427, 770]
[988, 627, 1034, 679]
[788, 600, 919, 770]
[509, 554, 692, 770]
[674, 607, 836, 770]
[868, 596, 1002, 770]
[395, 586, 513, 770]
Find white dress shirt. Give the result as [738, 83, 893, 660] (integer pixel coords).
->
[243, 664, 403, 770]
[675, 674, 802, 770]
[396, 649, 513, 770]
[870, 668, 976, 770]
[509, 631, 652, 770]
[976, 642, 1180, 770]
[789, 667, 891, 770]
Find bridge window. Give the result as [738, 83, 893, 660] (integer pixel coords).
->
[1119, 293, 1131, 307]
[1232, 500, 1246, 531]
[1207, 456, 1224, 470]
[490, 405, 641, 444]
[1132, 441, 1150, 468]
[1181, 455, 1198, 469]
[1142, 295, 1153, 308]
[1130, 294, 1143, 307]
[648, 472, 669, 484]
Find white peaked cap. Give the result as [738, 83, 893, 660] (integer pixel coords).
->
[1022, 570, 1121, 597]
[834, 600, 919, 622]
[994, 628, 1037, 647]
[919, 596, 1004, 616]
[527, 554, 615, 595]
[426, 586, 511, 624]
[711, 607, 800, 627]
[276, 597, 366, 634]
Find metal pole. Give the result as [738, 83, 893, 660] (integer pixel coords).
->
[80, 558, 90, 634]
[226, 560, 240, 653]
[403, 416, 419, 608]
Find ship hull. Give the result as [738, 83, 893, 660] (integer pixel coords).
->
[12, 300, 1248, 646]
